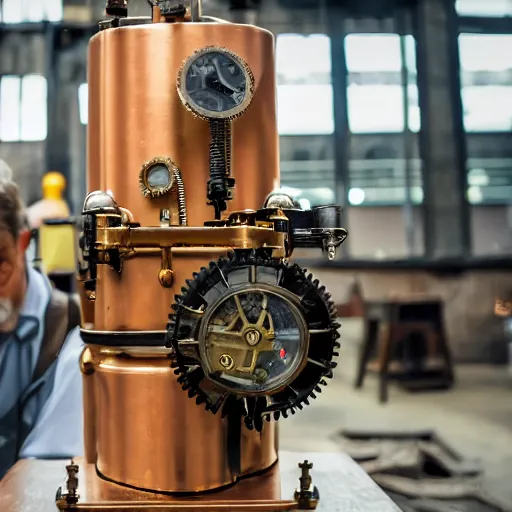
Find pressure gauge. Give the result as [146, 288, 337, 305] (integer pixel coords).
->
[139, 157, 177, 198]
[178, 47, 254, 120]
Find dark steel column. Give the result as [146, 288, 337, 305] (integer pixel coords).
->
[328, 8, 350, 257]
[414, 0, 470, 259]
[45, 24, 73, 207]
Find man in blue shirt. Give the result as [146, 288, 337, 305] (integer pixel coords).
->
[0, 179, 84, 480]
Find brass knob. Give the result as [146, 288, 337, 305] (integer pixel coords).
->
[159, 268, 174, 288]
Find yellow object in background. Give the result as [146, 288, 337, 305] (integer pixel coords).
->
[27, 171, 71, 229]
[39, 219, 76, 274]
[30, 171, 76, 275]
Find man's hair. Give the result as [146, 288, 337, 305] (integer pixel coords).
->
[0, 179, 28, 240]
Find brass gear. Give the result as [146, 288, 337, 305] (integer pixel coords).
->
[167, 250, 340, 431]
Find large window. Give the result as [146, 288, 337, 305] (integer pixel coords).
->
[276, 34, 334, 135]
[0, 75, 48, 142]
[345, 34, 420, 134]
[0, 0, 63, 23]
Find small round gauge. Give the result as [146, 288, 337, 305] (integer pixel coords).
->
[139, 157, 176, 198]
[178, 47, 254, 120]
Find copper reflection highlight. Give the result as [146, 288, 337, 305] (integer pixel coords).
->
[88, 348, 278, 493]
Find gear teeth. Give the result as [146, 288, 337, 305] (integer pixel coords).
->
[169, 251, 342, 426]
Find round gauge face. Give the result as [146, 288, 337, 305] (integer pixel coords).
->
[198, 285, 309, 395]
[139, 158, 176, 198]
[178, 48, 254, 120]
[147, 164, 171, 190]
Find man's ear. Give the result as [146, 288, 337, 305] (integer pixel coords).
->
[18, 229, 32, 252]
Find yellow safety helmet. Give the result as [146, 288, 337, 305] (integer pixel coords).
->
[42, 171, 67, 201]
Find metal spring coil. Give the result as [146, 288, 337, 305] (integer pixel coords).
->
[173, 168, 188, 226]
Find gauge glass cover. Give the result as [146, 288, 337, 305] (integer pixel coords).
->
[179, 48, 253, 120]
[198, 285, 308, 395]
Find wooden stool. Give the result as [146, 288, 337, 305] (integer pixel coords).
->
[354, 297, 454, 403]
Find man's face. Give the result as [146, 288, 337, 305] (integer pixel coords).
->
[0, 229, 29, 333]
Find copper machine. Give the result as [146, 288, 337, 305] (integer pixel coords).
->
[59, 0, 347, 509]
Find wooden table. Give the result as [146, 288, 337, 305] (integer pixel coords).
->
[0, 451, 400, 512]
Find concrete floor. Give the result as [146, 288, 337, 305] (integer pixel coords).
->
[279, 319, 512, 505]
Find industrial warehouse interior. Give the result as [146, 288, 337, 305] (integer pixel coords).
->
[0, 0, 511, 511]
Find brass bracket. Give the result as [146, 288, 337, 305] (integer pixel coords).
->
[94, 216, 287, 257]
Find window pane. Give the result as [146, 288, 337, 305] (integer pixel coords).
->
[0, 76, 21, 142]
[459, 34, 512, 72]
[462, 86, 512, 131]
[1, 0, 23, 23]
[20, 75, 47, 141]
[456, 0, 512, 16]
[347, 84, 420, 133]
[277, 84, 334, 135]
[276, 34, 333, 135]
[276, 34, 331, 84]
[459, 34, 512, 132]
[79, 83, 88, 125]
[44, 0, 63, 22]
[23, 0, 45, 22]
[0, 0, 63, 22]
[346, 34, 402, 72]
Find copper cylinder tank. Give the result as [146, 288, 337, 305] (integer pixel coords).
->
[83, 20, 280, 493]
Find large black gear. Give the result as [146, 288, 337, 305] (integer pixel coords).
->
[167, 251, 340, 431]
